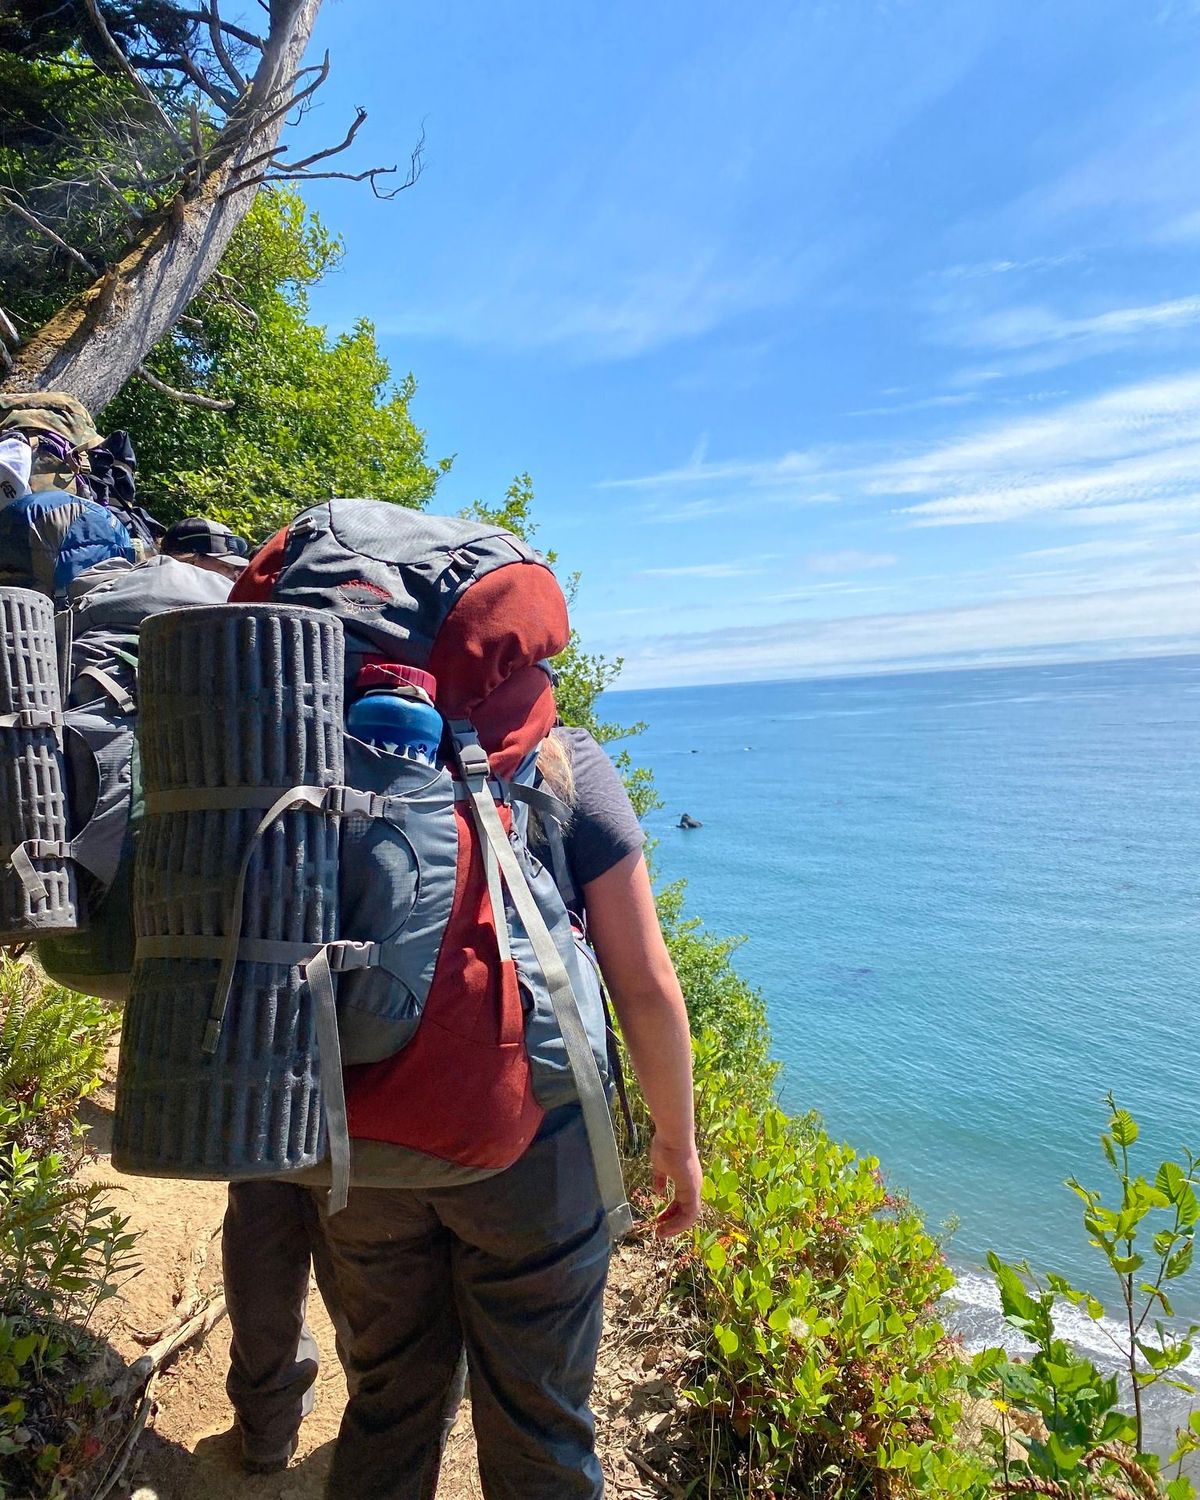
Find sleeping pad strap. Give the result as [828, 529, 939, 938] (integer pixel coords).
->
[0, 707, 68, 901]
[2, 839, 73, 902]
[143, 779, 433, 1204]
[149, 782, 406, 1215]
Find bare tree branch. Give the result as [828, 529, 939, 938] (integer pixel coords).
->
[228, 143, 285, 179]
[176, 8, 266, 50]
[274, 105, 367, 172]
[138, 45, 239, 112]
[188, 101, 206, 181]
[205, 0, 249, 92]
[231, 120, 425, 203]
[256, 164, 399, 198]
[137, 365, 234, 409]
[202, 272, 260, 328]
[1, 191, 99, 274]
[96, 171, 146, 229]
[246, 52, 331, 138]
[82, 0, 188, 151]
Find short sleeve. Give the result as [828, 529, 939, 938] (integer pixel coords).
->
[557, 727, 646, 889]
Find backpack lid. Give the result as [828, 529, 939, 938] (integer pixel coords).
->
[0, 392, 100, 451]
[70, 554, 231, 631]
[230, 499, 569, 778]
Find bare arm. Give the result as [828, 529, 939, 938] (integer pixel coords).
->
[583, 849, 702, 1236]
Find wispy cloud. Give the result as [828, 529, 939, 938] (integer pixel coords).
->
[607, 372, 1200, 539]
[1020, 534, 1199, 563]
[940, 253, 1084, 281]
[967, 293, 1200, 353]
[804, 550, 897, 575]
[601, 448, 829, 492]
[874, 372, 1200, 525]
[613, 581, 1200, 688]
[381, 250, 805, 361]
[926, 291, 1200, 387]
[638, 561, 760, 579]
[849, 392, 979, 418]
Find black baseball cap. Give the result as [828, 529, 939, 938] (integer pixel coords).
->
[162, 517, 250, 561]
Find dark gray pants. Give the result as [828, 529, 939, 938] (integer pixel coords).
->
[223, 1180, 349, 1462]
[316, 1103, 610, 1500]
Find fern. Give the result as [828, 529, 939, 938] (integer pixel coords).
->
[0, 958, 115, 1137]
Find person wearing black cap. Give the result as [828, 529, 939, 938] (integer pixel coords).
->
[162, 517, 250, 582]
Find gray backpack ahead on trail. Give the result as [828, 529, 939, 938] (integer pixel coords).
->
[0, 557, 229, 996]
[112, 500, 632, 1236]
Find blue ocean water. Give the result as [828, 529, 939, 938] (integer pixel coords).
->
[605, 655, 1200, 1443]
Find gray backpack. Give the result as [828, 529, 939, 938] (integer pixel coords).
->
[0, 557, 230, 993]
[112, 501, 631, 1234]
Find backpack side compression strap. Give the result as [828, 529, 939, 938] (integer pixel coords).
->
[451, 724, 633, 1242]
[176, 782, 353, 1214]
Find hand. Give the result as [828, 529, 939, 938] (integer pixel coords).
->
[649, 1133, 703, 1238]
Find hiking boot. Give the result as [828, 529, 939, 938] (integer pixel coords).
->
[239, 1430, 298, 1475]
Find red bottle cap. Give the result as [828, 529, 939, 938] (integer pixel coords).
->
[355, 656, 438, 701]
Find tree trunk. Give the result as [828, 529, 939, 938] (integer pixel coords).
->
[0, 0, 324, 413]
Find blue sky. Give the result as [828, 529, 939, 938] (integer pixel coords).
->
[289, 0, 1200, 688]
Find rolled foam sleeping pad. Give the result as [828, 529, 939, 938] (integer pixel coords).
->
[113, 604, 344, 1180]
[0, 587, 79, 941]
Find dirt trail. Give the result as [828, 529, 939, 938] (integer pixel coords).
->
[79, 1060, 697, 1499]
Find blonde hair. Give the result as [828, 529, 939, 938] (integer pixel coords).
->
[536, 729, 577, 807]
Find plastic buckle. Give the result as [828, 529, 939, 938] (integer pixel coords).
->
[328, 940, 380, 972]
[328, 786, 382, 819]
[12, 709, 56, 730]
[461, 745, 490, 780]
[451, 739, 490, 781]
[29, 840, 69, 859]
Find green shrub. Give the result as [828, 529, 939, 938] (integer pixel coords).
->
[971, 1099, 1200, 1499]
[0, 958, 113, 1159]
[0, 963, 137, 1499]
[0, 1157, 137, 1500]
[684, 1030, 985, 1498]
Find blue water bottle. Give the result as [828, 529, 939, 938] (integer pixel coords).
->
[347, 661, 443, 763]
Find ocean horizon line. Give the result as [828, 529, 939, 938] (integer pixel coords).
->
[604, 642, 1200, 700]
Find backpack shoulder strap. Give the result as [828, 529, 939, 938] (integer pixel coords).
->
[507, 778, 580, 912]
[450, 722, 632, 1242]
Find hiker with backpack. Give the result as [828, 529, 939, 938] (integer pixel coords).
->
[0, 393, 163, 558]
[105, 498, 701, 1497]
[233, 503, 702, 1498]
[311, 721, 702, 1499]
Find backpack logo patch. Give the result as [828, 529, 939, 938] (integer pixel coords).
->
[338, 578, 393, 611]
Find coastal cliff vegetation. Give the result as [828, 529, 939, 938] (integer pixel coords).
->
[2, 21, 1198, 1496]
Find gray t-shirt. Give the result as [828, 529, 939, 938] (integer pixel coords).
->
[533, 726, 645, 905]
